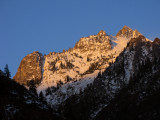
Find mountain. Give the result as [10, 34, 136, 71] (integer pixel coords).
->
[14, 26, 141, 106]
[59, 36, 160, 120]
[12, 26, 160, 119]
[93, 37, 160, 120]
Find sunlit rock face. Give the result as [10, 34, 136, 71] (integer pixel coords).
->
[14, 25, 143, 90]
[14, 51, 44, 86]
[74, 30, 111, 53]
[116, 25, 141, 38]
[40, 30, 113, 90]
[14, 26, 144, 106]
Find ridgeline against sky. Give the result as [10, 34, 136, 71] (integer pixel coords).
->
[0, 0, 160, 77]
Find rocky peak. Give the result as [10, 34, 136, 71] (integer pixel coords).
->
[116, 25, 141, 38]
[97, 30, 107, 37]
[123, 25, 132, 31]
[14, 51, 44, 86]
[74, 31, 111, 53]
[153, 38, 160, 44]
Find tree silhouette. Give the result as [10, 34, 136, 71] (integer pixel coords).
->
[4, 64, 11, 78]
[28, 80, 38, 97]
[39, 91, 45, 102]
[0, 69, 4, 77]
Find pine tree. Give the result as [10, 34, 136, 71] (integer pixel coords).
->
[28, 80, 38, 97]
[45, 87, 51, 96]
[4, 64, 11, 78]
[0, 69, 4, 77]
[39, 91, 45, 102]
[97, 72, 102, 78]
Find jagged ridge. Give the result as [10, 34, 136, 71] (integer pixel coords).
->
[14, 26, 143, 107]
[60, 36, 160, 120]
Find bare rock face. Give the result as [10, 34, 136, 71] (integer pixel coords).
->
[14, 51, 44, 86]
[74, 30, 111, 53]
[153, 38, 160, 44]
[97, 30, 107, 36]
[116, 25, 141, 38]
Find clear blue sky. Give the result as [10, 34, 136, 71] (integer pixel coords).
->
[0, 0, 160, 78]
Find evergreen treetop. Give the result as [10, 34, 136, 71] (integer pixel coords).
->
[4, 64, 11, 78]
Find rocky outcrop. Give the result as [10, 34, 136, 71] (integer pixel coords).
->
[74, 30, 111, 53]
[153, 37, 160, 44]
[116, 25, 141, 38]
[14, 51, 44, 86]
[97, 30, 107, 36]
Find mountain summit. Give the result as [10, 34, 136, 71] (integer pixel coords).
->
[74, 30, 111, 53]
[9, 26, 160, 120]
[97, 30, 107, 36]
[13, 26, 148, 109]
[116, 25, 141, 38]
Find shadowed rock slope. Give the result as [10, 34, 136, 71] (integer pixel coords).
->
[59, 36, 160, 120]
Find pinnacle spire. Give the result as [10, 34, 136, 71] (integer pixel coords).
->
[116, 25, 141, 38]
[122, 25, 132, 31]
[97, 30, 107, 36]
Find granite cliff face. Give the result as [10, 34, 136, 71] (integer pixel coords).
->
[116, 25, 141, 38]
[14, 51, 44, 86]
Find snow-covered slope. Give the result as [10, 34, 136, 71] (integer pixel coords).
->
[93, 37, 160, 120]
[41, 35, 133, 107]
[14, 26, 143, 107]
[60, 35, 156, 120]
[37, 26, 143, 107]
[39, 30, 112, 90]
[38, 27, 137, 90]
